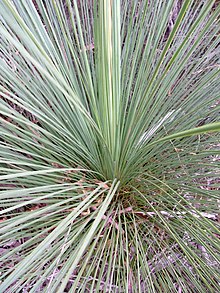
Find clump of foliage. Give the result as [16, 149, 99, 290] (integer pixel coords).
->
[0, 0, 220, 292]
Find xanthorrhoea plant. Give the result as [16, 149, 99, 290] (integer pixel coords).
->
[0, 0, 220, 291]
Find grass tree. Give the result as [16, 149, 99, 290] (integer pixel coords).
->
[0, 0, 220, 292]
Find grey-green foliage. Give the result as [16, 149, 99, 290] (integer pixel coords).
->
[0, 0, 220, 292]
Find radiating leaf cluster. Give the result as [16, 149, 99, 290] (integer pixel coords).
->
[0, 0, 220, 292]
